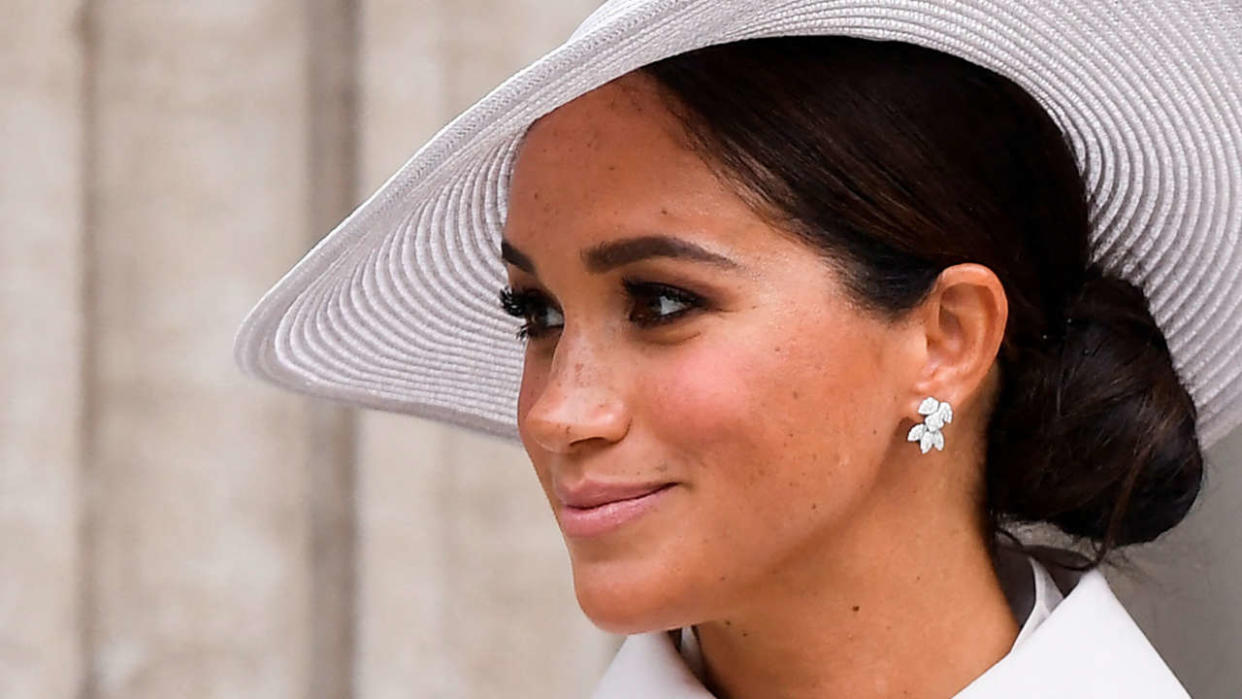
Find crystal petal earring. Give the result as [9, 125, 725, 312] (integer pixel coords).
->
[907, 396, 953, 454]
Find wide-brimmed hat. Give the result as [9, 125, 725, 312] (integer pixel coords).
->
[233, 0, 1242, 448]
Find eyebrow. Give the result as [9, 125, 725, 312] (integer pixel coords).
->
[500, 234, 742, 277]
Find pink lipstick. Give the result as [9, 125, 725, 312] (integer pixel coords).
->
[556, 481, 676, 538]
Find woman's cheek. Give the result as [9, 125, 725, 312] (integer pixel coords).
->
[640, 338, 764, 449]
[657, 329, 875, 497]
[515, 360, 544, 448]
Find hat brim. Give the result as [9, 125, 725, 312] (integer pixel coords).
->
[233, 0, 1242, 448]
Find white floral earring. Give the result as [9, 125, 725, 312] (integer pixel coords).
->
[907, 396, 953, 454]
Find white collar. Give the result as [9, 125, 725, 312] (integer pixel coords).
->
[591, 545, 1190, 698]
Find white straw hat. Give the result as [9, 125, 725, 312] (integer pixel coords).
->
[234, 0, 1242, 448]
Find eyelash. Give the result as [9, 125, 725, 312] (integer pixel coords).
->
[497, 279, 706, 341]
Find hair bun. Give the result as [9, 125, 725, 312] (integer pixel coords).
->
[987, 265, 1204, 561]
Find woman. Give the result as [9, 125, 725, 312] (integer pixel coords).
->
[235, 1, 1241, 696]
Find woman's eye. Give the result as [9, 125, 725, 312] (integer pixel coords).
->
[498, 286, 562, 340]
[624, 280, 702, 327]
[497, 280, 705, 342]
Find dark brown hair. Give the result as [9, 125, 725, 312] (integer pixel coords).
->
[640, 36, 1203, 569]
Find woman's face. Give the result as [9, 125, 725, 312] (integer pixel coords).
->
[502, 72, 920, 633]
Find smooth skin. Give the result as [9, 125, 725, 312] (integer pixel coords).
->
[501, 71, 1018, 698]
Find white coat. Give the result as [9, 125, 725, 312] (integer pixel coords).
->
[591, 543, 1190, 698]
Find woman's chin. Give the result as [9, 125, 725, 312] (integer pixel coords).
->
[571, 565, 692, 635]
[577, 596, 681, 635]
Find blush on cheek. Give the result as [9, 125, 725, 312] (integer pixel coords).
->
[647, 331, 883, 491]
[640, 343, 760, 447]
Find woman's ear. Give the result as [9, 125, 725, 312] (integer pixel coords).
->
[909, 263, 1008, 412]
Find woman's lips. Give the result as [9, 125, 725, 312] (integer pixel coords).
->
[557, 483, 676, 538]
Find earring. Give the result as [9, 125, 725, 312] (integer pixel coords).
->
[907, 396, 953, 454]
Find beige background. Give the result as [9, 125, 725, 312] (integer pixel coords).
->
[1, 1, 1238, 697]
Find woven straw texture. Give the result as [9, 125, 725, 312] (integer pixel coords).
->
[234, 0, 1242, 448]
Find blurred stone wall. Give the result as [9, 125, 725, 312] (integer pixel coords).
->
[2, 1, 609, 697]
[0, 1, 1238, 698]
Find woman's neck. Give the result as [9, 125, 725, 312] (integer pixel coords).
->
[692, 493, 1019, 698]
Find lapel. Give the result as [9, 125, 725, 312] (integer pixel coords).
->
[590, 547, 1190, 698]
[952, 554, 1189, 698]
[591, 627, 715, 698]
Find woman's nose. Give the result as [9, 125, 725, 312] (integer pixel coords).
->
[521, 340, 630, 454]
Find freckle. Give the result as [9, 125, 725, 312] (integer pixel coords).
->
[774, 345, 781, 353]
[660, 207, 669, 215]
[741, 631, 749, 638]
[724, 620, 732, 626]
[791, 390, 800, 399]
[852, 605, 860, 612]
[607, 164, 616, 171]
[533, 191, 540, 200]
[811, 503, 818, 510]
[719, 575, 726, 582]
